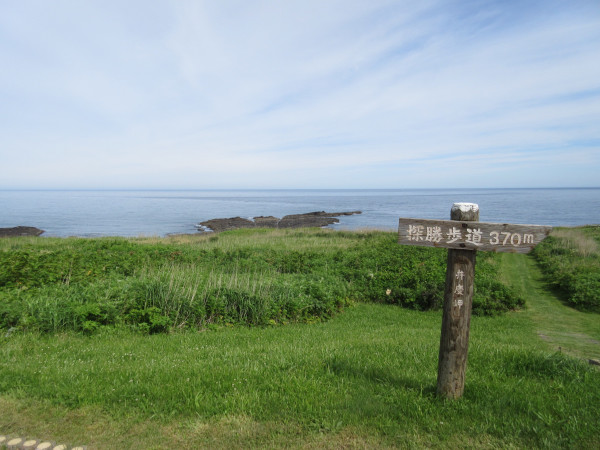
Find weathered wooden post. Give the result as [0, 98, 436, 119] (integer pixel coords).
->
[437, 203, 478, 399]
[397, 203, 552, 399]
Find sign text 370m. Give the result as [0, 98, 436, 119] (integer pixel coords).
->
[398, 218, 551, 254]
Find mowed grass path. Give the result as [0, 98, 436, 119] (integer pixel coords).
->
[501, 253, 600, 361]
[1, 255, 599, 448]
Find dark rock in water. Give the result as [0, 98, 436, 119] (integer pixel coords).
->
[198, 217, 255, 233]
[0, 226, 45, 237]
[278, 212, 339, 229]
[253, 216, 280, 228]
[196, 211, 361, 233]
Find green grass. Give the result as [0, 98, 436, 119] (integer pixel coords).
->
[1, 303, 599, 448]
[1, 228, 599, 448]
[501, 252, 600, 361]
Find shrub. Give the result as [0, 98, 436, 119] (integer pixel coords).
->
[126, 306, 171, 334]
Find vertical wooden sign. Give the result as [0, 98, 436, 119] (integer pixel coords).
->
[437, 203, 478, 399]
[397, 203, 551, 399]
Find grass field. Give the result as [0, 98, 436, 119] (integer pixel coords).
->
[1, 229, 599, 449]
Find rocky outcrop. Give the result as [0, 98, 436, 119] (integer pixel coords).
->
[197, 217, 255, 233]
[253, 216, 280, 228]
[277, 211, 353, 228]
[0, 226, 45, 237]
[196, 211, 361, 233]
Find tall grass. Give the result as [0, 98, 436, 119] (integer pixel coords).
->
[533, 226, 600, 312]
[131, 264, 275, 327]
[551, 228, 599, 257]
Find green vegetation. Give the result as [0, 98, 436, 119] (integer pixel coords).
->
[1, 302, 599, 448]
[0, 229, 520, 335]
[1, 228, 598, 448]
[532, 226, 600, 312]
[500, 252, 600, 361]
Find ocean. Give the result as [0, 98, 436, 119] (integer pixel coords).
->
[1, 188, 599, 237]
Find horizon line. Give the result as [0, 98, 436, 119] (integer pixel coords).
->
[1, 186, 599, 192]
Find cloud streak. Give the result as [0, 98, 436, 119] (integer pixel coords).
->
[0, 0, 599, 188]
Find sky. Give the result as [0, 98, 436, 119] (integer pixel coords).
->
[1, 0, 599, 189]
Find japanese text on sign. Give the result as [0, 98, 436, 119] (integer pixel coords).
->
[406, 224, 533, 247]
[453, 269, 465, 308]
[398, 218, 551, 254]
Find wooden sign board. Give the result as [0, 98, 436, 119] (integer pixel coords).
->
[398, 218, 552, 254]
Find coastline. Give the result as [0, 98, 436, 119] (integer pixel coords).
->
[1, 188, 599, 237]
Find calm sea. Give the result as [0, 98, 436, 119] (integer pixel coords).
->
[1, 189, 599, 237]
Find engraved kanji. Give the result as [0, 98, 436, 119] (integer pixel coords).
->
[407, 225, 425, 241]
[446, 227, 462, 244]
[455, 269, 465, 281]
[425, 226, 443, 243]
[466, 228, 483, 246]
[454, 284, 464, 296]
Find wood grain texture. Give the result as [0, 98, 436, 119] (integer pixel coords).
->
[436, 203, 478, 399]
[436, 249, 476, 399]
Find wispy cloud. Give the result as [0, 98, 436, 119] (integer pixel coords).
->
[0, 0, 598, 188]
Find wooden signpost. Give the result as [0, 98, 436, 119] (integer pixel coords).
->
[397, 203, 552, 399]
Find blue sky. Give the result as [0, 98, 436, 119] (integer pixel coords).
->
[1, 0, 599, 189]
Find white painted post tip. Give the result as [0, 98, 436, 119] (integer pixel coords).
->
[451, 203, 479, 213]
